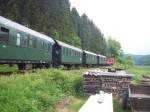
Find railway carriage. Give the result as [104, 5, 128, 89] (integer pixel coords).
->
[82, 50, 97, 66]
[0, 16, 54, 69]
[0, 16, 113, 70]
[97, 54, 107, 65]
[52, 40, 82, 68]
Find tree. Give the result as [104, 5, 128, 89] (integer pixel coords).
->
[77, 13, 106, 54]
[107, 37, 122, 60]
[125, 54, 134, 66]
[71, 8, 80, 35]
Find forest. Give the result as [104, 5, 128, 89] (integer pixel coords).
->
[0, 0, 107, 55]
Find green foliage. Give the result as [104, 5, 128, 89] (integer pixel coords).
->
[107, 37, 121, 59]
[67, 96, 88, 112]
[125, 54, 134, 66]
[0, 65, 18, 73]
[76, 13, 106, 54]
[113, 100, 130, 112]
[0, 69, 86, 112]
[114, 54, 134, 69]
[51, 30, 60, 40]
[72, 77, 84, 96]
[70, 35, 82, 48]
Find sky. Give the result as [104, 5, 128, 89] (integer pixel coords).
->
[70, 0, 150, 55]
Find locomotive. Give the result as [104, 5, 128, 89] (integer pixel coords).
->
[0, 16, 113, 70]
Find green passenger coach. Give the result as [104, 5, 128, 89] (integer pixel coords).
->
[82, 50, 97, 66]
[52, 40, 82, 67]
[0, 16, 111, 69]
[0, 16, 54, 69]
[97, 54, 107, 65]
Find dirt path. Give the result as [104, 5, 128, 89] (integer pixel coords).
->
[55, 97, 85, 112]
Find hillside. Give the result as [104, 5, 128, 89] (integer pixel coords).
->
[132, 54, 150, 65]
[0, 0, 106, 54]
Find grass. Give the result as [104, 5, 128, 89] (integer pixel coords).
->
[67, 96, 88, 112]
[0, 64, 18, 73]
[0, 65, 150, 112]
[113, 100, 130, 112]
[0, 68, 86, 112]
[128, 65, 150, 83]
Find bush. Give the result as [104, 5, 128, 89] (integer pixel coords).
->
[72, 77, 84, 96]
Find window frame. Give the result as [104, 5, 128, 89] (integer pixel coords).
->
[21, 34, 28, 47]
[0, 26, 9, 43]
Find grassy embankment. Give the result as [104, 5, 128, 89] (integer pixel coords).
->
[0, 65, 150, 112]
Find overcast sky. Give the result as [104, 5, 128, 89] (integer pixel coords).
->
[70, 0, 150, 55]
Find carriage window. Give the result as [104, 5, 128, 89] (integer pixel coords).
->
[66, 49, 68, 56]
[45, 43, 48, 50]
[65, 49, 67, 55]
[62, 47, 65, 55]
[48, 43, 51, 51]
[32, 38, 37, 48]
[43, 42, 47, 50]
[41, 41, 44, 49]
[64, 48, 65, 55]
[0, 27, 9, 43]
[68, 49, 70, 56]
[72, 51, 74, 56]
[16, 33, 21, 46]
[70, 50, 72, 56]
[28, 35, 33, 47]
[22, 36, 28, 47]
[65, 48, 68, 56]
[75, 51, 77, 56]
[42, 41, 46, 50]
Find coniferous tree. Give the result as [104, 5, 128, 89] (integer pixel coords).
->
[0, 0, 107, 54]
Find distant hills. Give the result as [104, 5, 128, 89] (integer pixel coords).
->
[132, 54, 150, 65]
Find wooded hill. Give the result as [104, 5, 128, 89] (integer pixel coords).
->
[0, 0, 107, 55]
[133, 54, 150, 65]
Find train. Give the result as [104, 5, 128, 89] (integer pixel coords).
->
[0, 16, 114, 70]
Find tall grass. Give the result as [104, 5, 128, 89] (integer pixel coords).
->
[0, 69, 85, 112]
